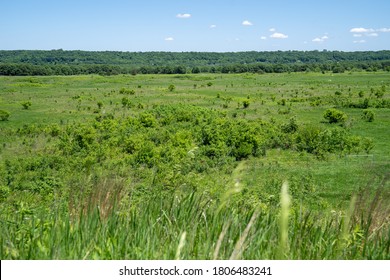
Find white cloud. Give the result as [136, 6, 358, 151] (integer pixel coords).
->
[176, 13, 191, 19]
[260, 36, 267, 40]
[351, 27, 390, 35]
[350, 27, 386, 40]
[350, 27, 374, 33]
[377, 28, 390, 32]
[210, 24, 217, 29]
[270, 32, 288, 39]
[164, 37, 174, 41]
[242, 20, 253, 26]
[269, 28, 276, 32]
[312, 35, 329, 43]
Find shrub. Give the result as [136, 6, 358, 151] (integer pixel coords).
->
[323, 108, 347, 124]
[281, 117, 298, 133]
[168, 84, 175, 92]
[121, 97, 132, 108]
[139, 112, 156, 128]
[361, 98, 370, 109]
[278, 98, 286, 106]
[295, 125, 321, 154]
[362, 109, 375, 122]
[119, 88, 135, 95]
[361, 137, 374, 153]
[0, 110, 10, 121]
[21, 101, 32, 110]
[0, 185, 10, 202]
[374, 89, 384, 98]
[242, 100, 250, 109]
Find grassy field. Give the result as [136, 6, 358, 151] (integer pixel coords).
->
[0, 72, 389, 259]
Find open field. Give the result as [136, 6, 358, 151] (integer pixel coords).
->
[0, 72, 389, 259]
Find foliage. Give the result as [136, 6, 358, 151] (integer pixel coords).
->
[168, 84, 175, 92]
[0, 110, 10, 121]
[21, 101, 32, 110]
[1, 50, 390, 76]
[323, 108, 347, 124]
[281, 117, 298, 133]
[362, 109, 375, 122]
[0, 72, 388, 260]
[0, 183, 388, 260]
[119, 88, 135, 95]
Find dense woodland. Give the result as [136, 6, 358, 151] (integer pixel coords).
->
[1, 50, 390, 75]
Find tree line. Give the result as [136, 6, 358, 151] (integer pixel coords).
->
[1, 50, 390, 75]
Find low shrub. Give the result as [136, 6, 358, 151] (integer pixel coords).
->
[323, 108, 347, 124]
[362, 109, 375, 122]
[0, 110, 10, 121]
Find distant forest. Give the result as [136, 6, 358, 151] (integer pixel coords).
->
[1, 50, 390, 75]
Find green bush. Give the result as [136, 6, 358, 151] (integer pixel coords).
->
[119, 88, 135, 95]
[242, 100, 250, 109]
[0, 185, 10, 202]
[374, 89, 384, 98]
[362, 109, 375, 122]
[168, 84, 175, 92]
[21, 101, 32, 110]
[281, 117, 298, 133]
[323, 108, 347, 124]
[121, 97, 132, 108]
[0, 110, 10, 121]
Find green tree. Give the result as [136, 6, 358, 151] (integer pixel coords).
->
[191, 67, 200, 74]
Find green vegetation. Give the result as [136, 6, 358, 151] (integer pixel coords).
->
[323, 108, 348, 124]
[0, 110, 10, 121]
[21, 100, 32, 110]
[1, 50, 390, 75]
[0, 72, 389, 259]
[362, 109, 376, 122]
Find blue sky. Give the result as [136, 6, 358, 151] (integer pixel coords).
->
[1, 0, 390, 52]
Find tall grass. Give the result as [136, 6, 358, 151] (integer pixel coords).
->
[0, 180, 389, 260]
[278, 181, 291, 259]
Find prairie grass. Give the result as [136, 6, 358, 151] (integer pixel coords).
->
[0, 72, 389, 259]
[1, 180, 388, 260]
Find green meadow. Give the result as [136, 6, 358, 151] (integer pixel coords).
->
[0, 72, 389, 259]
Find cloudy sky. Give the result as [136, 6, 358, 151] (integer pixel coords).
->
[1, 0, 389, 51]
